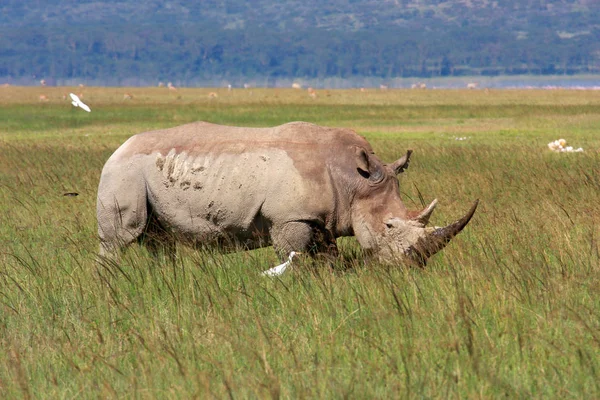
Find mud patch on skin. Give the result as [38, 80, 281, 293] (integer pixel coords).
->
[156, 150, 209, 189]
[180, 180, 191, 190]
[154, 149, 290, 193]
[155, 155, 165, 171]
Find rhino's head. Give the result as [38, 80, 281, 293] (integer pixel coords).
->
[349, 147, 478, 267]
[375, 199, 479, 266]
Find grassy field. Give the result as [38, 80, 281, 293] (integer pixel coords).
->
[1, 86, 599, 398]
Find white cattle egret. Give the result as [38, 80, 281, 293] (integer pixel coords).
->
[69, 93, 91, 112]
[262, 251, 299, 277]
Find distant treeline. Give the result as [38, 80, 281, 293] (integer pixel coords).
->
[2, 21, 599, 85]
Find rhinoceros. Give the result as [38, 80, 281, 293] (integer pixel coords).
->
[97, 121, 477, 266]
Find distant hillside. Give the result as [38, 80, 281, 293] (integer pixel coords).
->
[1, 0, 599, 85]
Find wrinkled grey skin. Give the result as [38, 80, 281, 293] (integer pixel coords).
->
[97, 121, 477, 266]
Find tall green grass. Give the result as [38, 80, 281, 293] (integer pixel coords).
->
[0, 87, 598, 398]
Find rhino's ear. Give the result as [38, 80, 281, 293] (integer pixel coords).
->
[355, 147, 370, 175]
[390, 150, 413, 175]
[355, 147, 384, 182]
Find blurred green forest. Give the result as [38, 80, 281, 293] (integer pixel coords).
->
[1, 0, 599, 85]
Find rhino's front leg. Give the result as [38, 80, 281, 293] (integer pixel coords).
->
[270, 221, 338, 261]
[271, 222, 312, 260]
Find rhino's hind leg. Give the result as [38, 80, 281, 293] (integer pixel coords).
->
[138, 210, 177, 262]
[97, 185, 148, 261]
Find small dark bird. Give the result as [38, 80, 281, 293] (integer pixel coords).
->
[63, 192, 79, 197]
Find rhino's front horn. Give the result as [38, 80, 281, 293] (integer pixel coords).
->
[408, 199, 479, 266]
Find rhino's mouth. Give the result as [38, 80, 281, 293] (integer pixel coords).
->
[405, 199, 479, 267]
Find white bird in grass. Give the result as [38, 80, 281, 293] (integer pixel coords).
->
[69, 93, 91, 112]
[261, 251, 300, 277]
[547, 138, 583, 153]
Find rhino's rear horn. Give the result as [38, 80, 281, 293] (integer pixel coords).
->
[410, 198, 438, 225]
[409, 199, 479, 265]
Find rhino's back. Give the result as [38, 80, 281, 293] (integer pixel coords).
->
[112, 121, 371, 161]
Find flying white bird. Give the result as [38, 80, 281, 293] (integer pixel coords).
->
[69, 93, 91, 112]
[261, 251, 300, 277]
